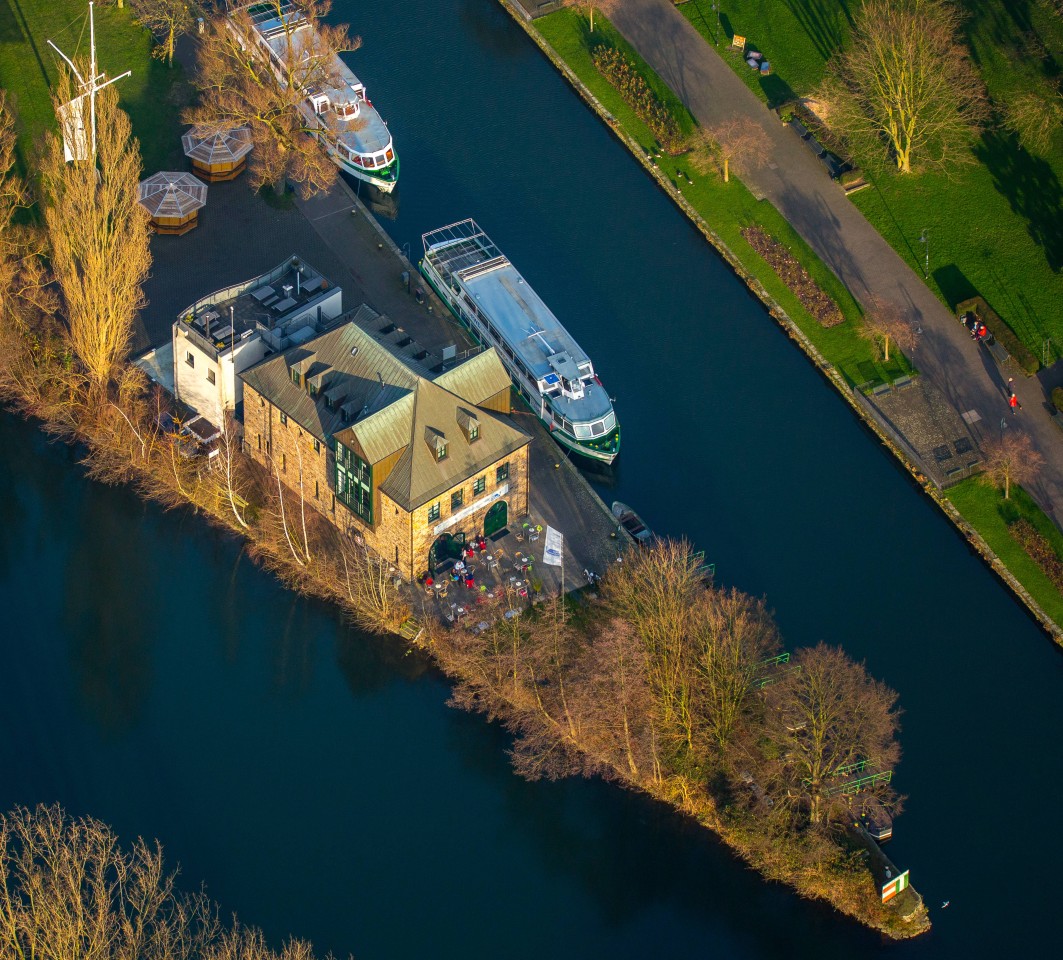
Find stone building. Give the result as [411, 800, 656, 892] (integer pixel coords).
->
[240, 319, 530, 578]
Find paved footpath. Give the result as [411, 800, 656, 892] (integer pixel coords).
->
[608, 0, 1063, 521]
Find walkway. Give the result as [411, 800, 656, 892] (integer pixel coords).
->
[608, 0, 1063, 521]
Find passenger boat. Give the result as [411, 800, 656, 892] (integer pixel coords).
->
[612, 501, 655, 546]
[238, 2, 399, 194]
[420, 219, 620, 464]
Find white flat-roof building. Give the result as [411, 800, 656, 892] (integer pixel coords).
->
[173, 256, 342, 427]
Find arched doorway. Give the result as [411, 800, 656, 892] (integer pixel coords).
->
[429, 533, 464, 574]
[484, 500, 508, 539]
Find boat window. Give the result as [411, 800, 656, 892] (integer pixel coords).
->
[363, 155, 376, 168]
[592, 420, 605, 436]
[386, 148, 394, 162]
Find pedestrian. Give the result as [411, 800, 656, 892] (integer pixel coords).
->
[977, 323, 988, 342]
[1009, 393, 1021, 413]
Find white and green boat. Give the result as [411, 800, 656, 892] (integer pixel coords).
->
[421, 220, 620, 464]
[240, 2, 399, 194]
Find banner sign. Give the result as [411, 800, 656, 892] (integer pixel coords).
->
[543, 526, 564, 567]
[433, 483, 508, 535]
[57, 94, 89, 162]
[881, 869, 910, 903]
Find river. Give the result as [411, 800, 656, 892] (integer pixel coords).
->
[2, 0, 1061, 955]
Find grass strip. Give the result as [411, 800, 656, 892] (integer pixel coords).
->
[947, 478, 1063, 629]
[536, 9, 911, 389]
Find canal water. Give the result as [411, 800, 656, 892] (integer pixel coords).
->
[1, 0, 1061, 956]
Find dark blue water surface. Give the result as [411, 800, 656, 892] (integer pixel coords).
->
[3, 1, 1062, 956]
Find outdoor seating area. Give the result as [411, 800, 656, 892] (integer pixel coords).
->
[418, 518, 554, 627]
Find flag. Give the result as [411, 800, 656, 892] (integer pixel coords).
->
[543, 526, 563, 567]
[57, 94, 89, 162]
[881, 869, 909, 903]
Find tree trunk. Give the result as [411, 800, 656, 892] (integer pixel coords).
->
[723, 157, 730, 183]
[273, 177, 287, 196]
[590, 7, 595, 32]
[884, 335, 891, 362]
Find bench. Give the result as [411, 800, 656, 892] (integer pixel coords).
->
[892, 375, 914, 390]
[985, 337, 1011, 368]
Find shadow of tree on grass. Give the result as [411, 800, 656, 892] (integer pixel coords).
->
[783, 0, 855, 61]
[975, 130, 1063, 272]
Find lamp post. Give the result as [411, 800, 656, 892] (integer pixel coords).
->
[711, 3, 721, 46]
[919, 229, 929, 279]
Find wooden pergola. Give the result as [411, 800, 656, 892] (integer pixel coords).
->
[138, 171, 208, 235]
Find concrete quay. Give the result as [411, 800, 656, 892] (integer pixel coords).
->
[137, 172, 626, 590]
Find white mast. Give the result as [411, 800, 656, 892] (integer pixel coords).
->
[47, 1, 131, 161]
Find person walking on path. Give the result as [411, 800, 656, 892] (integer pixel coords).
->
[1009, 392, 1021, 414]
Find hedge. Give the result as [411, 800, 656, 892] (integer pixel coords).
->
[957, 295, 1040, 375]
[591, 45, 684, 153]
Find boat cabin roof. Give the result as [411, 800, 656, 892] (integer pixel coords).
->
[423, 221, 613, 424]
[241, 3, 392, 155]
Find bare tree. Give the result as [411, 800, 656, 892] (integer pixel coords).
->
[822, 0, 987, 173]
[600, 539, 705, 750]
[981, 430, 1043, 500]
[761, 643, 901, 828]
[39, 72, 152, 394]
[571, 617, 658, 780]
[0, 93, 56, 345]
[185, 0, 362, 196]
[0, 804, 218, 960]
[135, 0, 200, 68]
[1002, 87, 1063, 155]
[687, 118, 770, 183]
[565, 0, 619, 33]
[858, 299, 919, 362]
[692, 588, 781, 756]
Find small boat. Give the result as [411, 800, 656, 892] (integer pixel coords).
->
[612, 501, 656, 546]
[238, 2, 399, 194]
[858, 798, 894, 843]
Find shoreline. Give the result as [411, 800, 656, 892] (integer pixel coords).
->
[495, 0, 1063, 649]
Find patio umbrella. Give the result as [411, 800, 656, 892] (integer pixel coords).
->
[138, 171, 208, 220]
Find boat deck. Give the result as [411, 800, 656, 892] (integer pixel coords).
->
[423, 221, 613, 425]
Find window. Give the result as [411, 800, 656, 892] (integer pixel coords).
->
[473, 476, 486, 496]
[279, 412, 288, 426]
[451, 489, 464, 511]
[335, 444, 373, 524]
[427, 502, 441, 523]
[436, 441, 448, 461]
[496, 462, 510, 483]
[469, 423, 479, 442]
[291, 369, 300, 386]
[281, 453, 286, 473]
[257, 434, 262, 451]
[207, 369, 216, 385]
[314, 480, 319, 500]
[314, 439, 321, 454]
[185, 351, 195, 368]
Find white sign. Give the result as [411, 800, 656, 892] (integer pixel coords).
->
[57, 94, 89, 162]
[543, 525, 564, 567]
[433, 483, 509, 535]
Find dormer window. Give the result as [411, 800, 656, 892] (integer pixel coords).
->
[425, 427, 447, 461]
[457, 408, 481, 444]
[291, 369, 301, 387]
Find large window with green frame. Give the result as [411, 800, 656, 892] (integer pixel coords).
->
[336, 441, 373, 524]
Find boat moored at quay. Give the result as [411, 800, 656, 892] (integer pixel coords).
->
[420, 219, 620, 464]
[237, 2, 398, 193]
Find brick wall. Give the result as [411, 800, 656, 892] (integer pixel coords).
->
[243, 384, 335, 517]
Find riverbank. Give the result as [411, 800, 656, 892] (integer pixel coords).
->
[496, 1, 1063, 652]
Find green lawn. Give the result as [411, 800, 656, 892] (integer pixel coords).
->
[947, 478, 1063, 629]
[0, 0, 187, 173]
[680, 0, 1063, 364]
[680, 0, 839, 108]
[537, 9, 912, 389]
